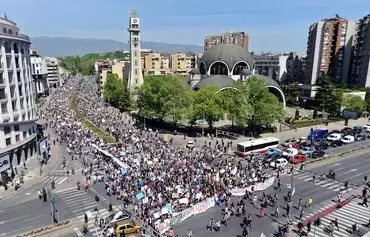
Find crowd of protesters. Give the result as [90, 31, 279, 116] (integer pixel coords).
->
[43, 77, 278, 235]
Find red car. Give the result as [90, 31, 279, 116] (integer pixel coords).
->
[290, 154, 307, 164]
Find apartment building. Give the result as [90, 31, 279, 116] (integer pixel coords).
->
[142, 53, 171, 76]
[204, 32, 249, 51]
[253, 54, 289, 82]
[170, 53, 202, 76]
[305, 17, 357, 86]
[30, 49, 48, 96]
[351, 14, 370, 87]
[44, 56, 59, 88]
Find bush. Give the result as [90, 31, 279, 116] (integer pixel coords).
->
[292, 119, 328, 128]
[83, 120, 116, 143]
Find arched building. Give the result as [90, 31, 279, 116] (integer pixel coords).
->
[187, 43, 286, 106]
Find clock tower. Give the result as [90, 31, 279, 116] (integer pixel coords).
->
[127, 10, 144, 92]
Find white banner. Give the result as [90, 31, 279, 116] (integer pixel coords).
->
[0, 155, 10, 173]
[229, 177, 275, 196]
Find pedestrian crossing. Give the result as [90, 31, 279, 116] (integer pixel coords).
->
[56, 187, 99, 216]
[295, 173, 356, 192]
[76, 208, 111, 236]
[25, 155, 41, 170]
[298, 198, 370, 237]
[39, 175, 70, 186]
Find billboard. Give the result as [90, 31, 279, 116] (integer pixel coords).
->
[0, 155, 10, 173]
[342, 110, 360, 119]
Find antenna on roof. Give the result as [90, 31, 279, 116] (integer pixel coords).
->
[335, 14, 340, 18]
[4, 12, 8, 19]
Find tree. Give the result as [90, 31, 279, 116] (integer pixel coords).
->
[314, 75, 342, 116]
[342, 94, 366, 112]
[103, 73, 130, 110]
[245, 76, 285, 135]
[282, 84, 300, 106]
[189, 87, 224, 129]
[137, 76, 192, 123]
[364, 88, 370, 111]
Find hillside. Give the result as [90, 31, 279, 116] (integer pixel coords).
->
[30, 37, 203, 57]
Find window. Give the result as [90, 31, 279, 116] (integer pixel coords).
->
[14, 125, 19, 131]
[4, 126, 11, 134]
[3, 28, 6, 33]
[0, 88, 6, 99]
[5, 138, 11, 146]
[1, 104, 8, 113]
[29, 128, 31, 135]
[23, 131, 27, 138]
[15, 134, 20, 142]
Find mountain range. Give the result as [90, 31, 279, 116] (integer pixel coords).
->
[30, 37, 203, 57]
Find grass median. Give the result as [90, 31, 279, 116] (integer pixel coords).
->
[71, 94, 116, 143]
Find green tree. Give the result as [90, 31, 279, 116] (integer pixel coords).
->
[364, 88, 370, 111]
[282, 84, 300, 106]
[103, 73, 131, 110]
[245, 76, 285, 134]
[314, 75, 342, 116]
[189, 87, 224, 129]
[342, 94, 366, 112]
[137, 76, 192, 123]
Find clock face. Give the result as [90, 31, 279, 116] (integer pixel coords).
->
[133, 19, 137, 23]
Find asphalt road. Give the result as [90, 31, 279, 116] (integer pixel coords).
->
[172, 149, 370, 237]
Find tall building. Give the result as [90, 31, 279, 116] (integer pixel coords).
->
[44, 56, 59, 88]
[305, 17, 357, 85]
[30, 49, 48, 96]
[170, 53, 201, 76]
[204, 32, 249, 51]
[0, 16, 38, 181]
[127, 10, 144, 91]
[143, 53, 171, 76]
[351, 14, 370, 87]
[253, 54, 289, 82]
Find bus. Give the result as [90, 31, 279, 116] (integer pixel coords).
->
[235, 137, 280, 157]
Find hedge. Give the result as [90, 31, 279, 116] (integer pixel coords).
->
[292, 119, 328, 128]
[71, 94, 116, 143]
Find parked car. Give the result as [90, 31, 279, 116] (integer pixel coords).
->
[364, 124, 370, 132]
[104, 210, 131, 225]
[284, 139, 300, 145]
[355, 134, 367, 141]
[248, 153, 263, 160]
[270, 158, 288, 168]
[326, 130, 341, 137]
[326, 133, 342, 141]
[266, 148, 282, 156]
[186, 141, 194, 149]
[341, 135, 355, 144]
[352, 126, 363, 134]
[282, 148, 298, 158]
[311, 150, 326, 159]
[299, 147, 315, 156]
[341, 127, 353, 134]
[290, 154, 307, 164]
[314, 141, 329, 150]
[264, 152, 281, 163]
[329, 140, 343, 147]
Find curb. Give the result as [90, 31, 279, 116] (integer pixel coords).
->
[18, 220, 72, 237]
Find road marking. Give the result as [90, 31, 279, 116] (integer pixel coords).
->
[342, 168, 357, 175]
[25, 192, 31, 196]
[0, 216, 27, 224]
[57, 177, 68, 184]
[55, 186, 76, 193]
[74, 227, 84, 237]
[327, 163, 341, 168]
[24, 214, 44, 222]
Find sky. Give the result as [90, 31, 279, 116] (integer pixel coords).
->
[1, 0, 369, 54]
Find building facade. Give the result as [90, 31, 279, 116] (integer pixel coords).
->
[204, 32, 249, 51]
[305, 17, 357, 85]
[351, 14, 370, 87]
[30, 49, 48, 96]
[127, 10, 144, 92]
[253, 54, 289, 82]
[0, 16, 38, 183]
[44, 56, 59, 88]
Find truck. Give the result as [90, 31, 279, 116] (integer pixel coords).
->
[307, 128, 328, 140]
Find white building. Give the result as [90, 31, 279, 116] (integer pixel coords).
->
[0, 16, 38, 182]
[127, 10, 144, 92]
[30, 49, 48, 96]
[45, 56, 59, 88]
[253, 54, 289, 82]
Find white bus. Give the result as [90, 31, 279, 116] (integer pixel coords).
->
[235, 137, 280, 157]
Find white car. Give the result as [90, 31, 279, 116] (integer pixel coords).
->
[270, 158, 288, 168]
[186, 141, 194, 149]
[364, 124, 370, 132]
[326, 133, 342, 141]
[341, 135, 354, 144]
[282, 148, 298, 158]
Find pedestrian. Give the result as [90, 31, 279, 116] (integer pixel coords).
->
[260, 207, 265, 217]
[297, 198, 302, 210]
[337, 192, 341, 203]
[187, 229, 192, 237]
[38, 189, 42, 200]
[362, 196, 368, 207]
[277, 179, 281, 191]
[334, 218, 339, 231]
[299, 209, 304, 220]
[274, 206, 279, 217]
[108, 202, 113, 212]
[307, 220, 312, 233]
